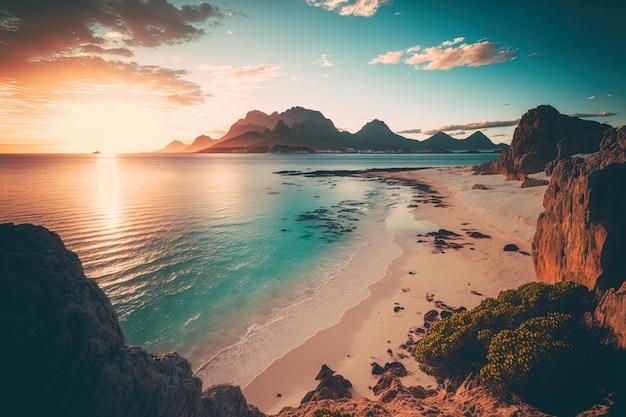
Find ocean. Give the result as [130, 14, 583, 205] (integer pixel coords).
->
[0, 152, 497, 387]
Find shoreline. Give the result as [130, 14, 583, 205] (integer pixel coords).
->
[242, 167, 548, 415]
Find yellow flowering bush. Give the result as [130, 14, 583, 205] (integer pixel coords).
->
[414, 282, 620, 414]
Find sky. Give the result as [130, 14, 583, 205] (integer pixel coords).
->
[0, 0, 624, 153]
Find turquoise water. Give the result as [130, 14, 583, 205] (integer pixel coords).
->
[0, 152, 497, 387]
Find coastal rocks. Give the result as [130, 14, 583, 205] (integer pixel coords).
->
[503, 243, 520, 252]
[417, 228, 469, 251]
[0, 223, 214, 417]
[475, 105, 610, 180]
[465, 230, 491, 239]
[533, 126, 626, 344]
[0, 223, 265, 417]
[521, 176, 550, 188]
[300, 365, 353, 405]
[203, 385, 264, 417]
[295, 200, 365, 243]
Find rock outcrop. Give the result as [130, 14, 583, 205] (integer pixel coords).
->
[476, 105, 610, 180]
[300, 365, 353, 404]
[532, 127, 626, 344]
[0, 223, 260, 417]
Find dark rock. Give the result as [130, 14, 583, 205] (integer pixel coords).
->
[434, 229, 460, 237]
[384, 362, 408, 377]
[407, 385, 438, 399]
[474, 105, 609, 180]
[0, 223, 264, 417]
[521, 177, 550, 188]
[301, 365, 352, 404]
[203, 385, 264, 417]
[424, 310, 439, 323]
[471, 183, 488, 190]
[371, 362, 385, 375]
[466, 231, 491, 239]
[503, 244, 520, 252]
[440, 310, 453, 319]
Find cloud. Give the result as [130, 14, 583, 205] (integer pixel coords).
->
[368, 50, 404, 65]
[569, 112, 617, 118]
[1, 1, 229, 65]
[370, 38, 517, 70]
[421, 119, 521, 135]
[306, 0, 389, 17]
[0, 1, 232, 105]
[397, 128, 422, 134]
[315, 54, 338, 67]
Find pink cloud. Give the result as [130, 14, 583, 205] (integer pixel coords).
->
[370, 38, 517, 70]
[306, 0, 389, 17]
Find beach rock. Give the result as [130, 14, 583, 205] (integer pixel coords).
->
[533, 126, 626, 345]
[203, 385, 264, 417]
[475, 105, 609, 180]
[503, 243, 519, 252]
[384, 362, 408, 377]
[0, 223, 261, 417]
[371, 362, 385, 375]
[424, 309, 439, 323]
[521, 176, 550, 188]
[301, 365, 353, 404]
[440, 310, 453, 319]
[372, 374, 406, 402]
[466, 231, 491, 239]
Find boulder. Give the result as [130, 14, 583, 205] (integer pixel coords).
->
[384, 362, 408, 377]
[475, 105, 609, 180]
[424, 310, 439, 323]
[521, 177, 550, 188]
[503, 244, 520, 252]
[203, 385, 264, 417]
[301, 365, 353, 404]
[371, 362, 385, 375]
[532, 126, 626, 344]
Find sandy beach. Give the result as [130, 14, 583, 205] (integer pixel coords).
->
[243, 167, 548, 415]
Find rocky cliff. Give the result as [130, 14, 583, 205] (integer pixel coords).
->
[0, 223, 261, 417]
[476, 105, 610, 180]
[532, 126, 626, 344]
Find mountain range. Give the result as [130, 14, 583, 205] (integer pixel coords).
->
[154, 106, 509, 154]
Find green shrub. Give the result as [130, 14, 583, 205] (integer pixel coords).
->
[414, 282, 593, 381]
[414, 281, 621, 415]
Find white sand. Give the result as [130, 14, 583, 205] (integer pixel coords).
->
[242, 167, 548, 415]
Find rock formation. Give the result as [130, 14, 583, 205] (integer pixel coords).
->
[476, 105, 610, 180]
[300, 365, 353, 404]
[0, 223, 261, 417]
[532, 126, 626, 344]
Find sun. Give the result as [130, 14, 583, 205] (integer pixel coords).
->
[50, 100, 173, 154]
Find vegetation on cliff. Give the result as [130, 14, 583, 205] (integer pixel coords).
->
[414, 281, 624, 415]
